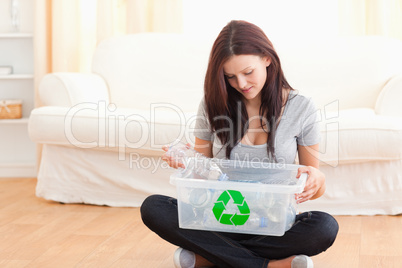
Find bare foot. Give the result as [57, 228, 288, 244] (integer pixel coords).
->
[194, 254, 215, 267]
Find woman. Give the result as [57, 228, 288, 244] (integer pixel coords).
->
[141, 20, 338, 268]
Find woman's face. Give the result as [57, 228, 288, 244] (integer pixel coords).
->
[223, 54, 271, 103]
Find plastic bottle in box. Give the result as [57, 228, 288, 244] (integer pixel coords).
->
[188, 188, 212, 208]
[246, 211, 269, 228]
[203, 210, 221, 228]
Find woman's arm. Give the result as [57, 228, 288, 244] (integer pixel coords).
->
[295, 144, 326, 203]
[194, 137, 213, 157]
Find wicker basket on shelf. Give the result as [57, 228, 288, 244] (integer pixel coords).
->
[0, 100, 22, 119]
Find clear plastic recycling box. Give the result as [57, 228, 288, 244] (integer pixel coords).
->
[170, 160, 307, 236]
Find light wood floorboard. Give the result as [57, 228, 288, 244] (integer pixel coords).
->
[1, 178, 401, 268]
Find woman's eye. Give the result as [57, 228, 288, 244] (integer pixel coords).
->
[226, 75, 234, 79]
[245, 70, 253, 75]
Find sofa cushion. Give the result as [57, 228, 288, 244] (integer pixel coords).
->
[319, 108, 402, 166]
[276, 36, 402, 110]
[28, 105, 198, 155]
[91, 33, 212, 112]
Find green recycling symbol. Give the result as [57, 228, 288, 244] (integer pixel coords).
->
[212, 190, 250, 226]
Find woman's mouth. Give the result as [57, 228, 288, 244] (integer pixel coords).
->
[242, 86, 252, 93]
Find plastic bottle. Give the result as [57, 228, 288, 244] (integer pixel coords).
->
[246, 212, 268, 229]
[188, 188, 211, 208]
[203, 209, 221, 228]
[166, 141, 228, 181]
[285, 203, 297, 230]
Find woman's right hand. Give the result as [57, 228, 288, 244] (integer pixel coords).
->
[161, 144, 186, 169]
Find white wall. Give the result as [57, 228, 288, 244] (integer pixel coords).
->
[183, 0, 339, 44]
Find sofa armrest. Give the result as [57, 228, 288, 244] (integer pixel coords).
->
[39, 72, 110, 107]
[375, 74, 402, 117]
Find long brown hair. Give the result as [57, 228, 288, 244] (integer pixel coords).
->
[204, 20, 293, 160]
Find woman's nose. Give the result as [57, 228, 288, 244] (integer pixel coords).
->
[237, 76, 247, 89]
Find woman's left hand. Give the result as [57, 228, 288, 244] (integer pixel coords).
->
[295, 166, 326, 204]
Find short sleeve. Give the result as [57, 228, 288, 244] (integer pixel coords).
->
[193, 100, 213, 141]
[296, 98, 321, 146]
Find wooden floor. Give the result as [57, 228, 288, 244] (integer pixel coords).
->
[1, 178, 401, 268]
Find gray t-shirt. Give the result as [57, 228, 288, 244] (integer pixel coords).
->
[193, 91, 320, 164]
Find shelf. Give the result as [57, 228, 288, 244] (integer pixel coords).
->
[0, 33, 33, 38]
[0, 117, 29, 124]
[0, 74, 34, 80]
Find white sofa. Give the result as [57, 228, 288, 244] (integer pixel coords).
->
[29, 33, 402, 215]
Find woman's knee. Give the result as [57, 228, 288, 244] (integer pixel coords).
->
[314, 211, 339, 248]
[140, 194, 177, 230]
[297, 211, 339, 256]
[140, 195, 164, 227]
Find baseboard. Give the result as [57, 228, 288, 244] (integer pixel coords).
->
[0, 163, 37, 178]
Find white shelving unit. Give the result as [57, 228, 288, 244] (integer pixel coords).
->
[0, 0, 36, 177]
